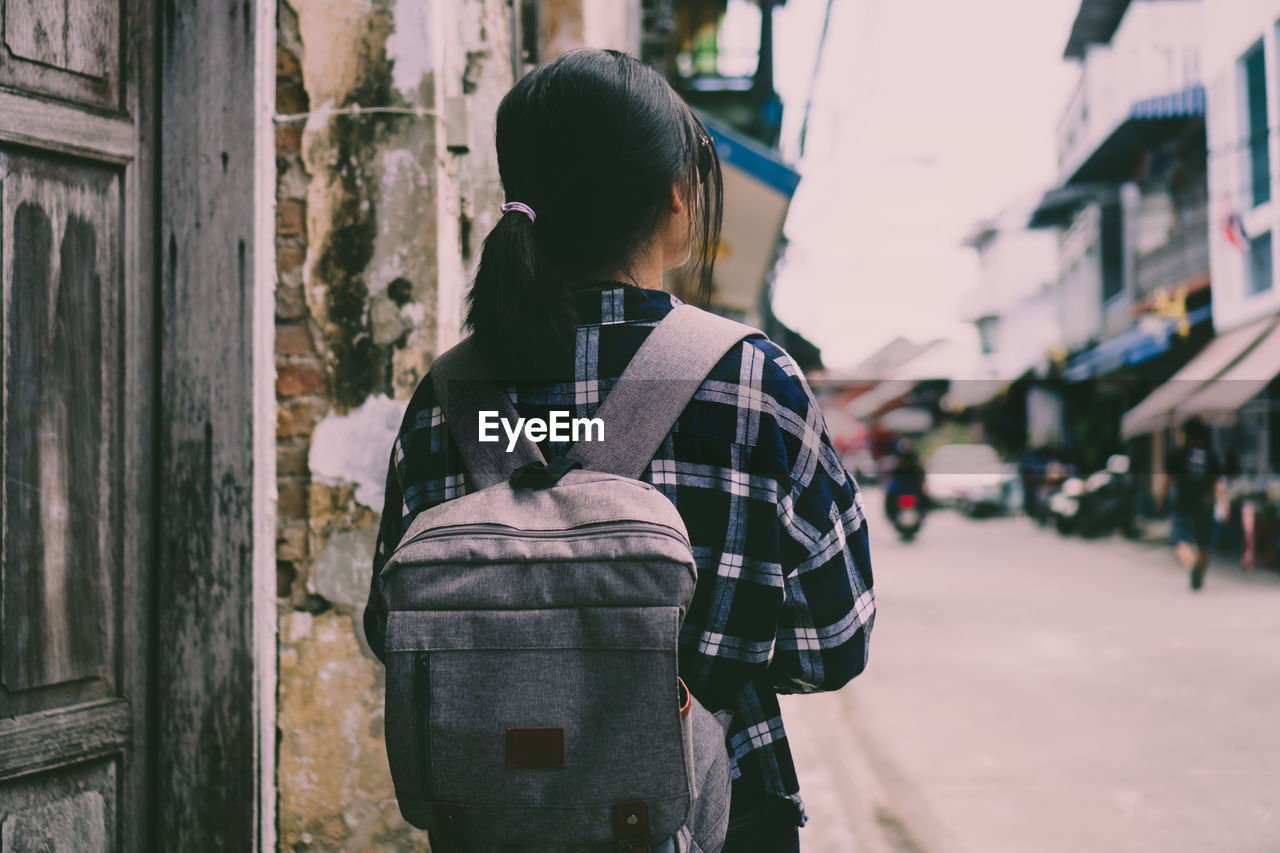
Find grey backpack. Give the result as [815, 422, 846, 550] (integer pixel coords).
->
[378, 306, 757, 853]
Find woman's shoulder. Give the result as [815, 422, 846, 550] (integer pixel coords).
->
[681, 334, 820, 453]
[708, 335, 813, 407]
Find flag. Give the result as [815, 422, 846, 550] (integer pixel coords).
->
[1222, 196, 1248, 251]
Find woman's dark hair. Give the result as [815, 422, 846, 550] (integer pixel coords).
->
[465, 48, 723, 377]
[1182, 416, 1210, 444]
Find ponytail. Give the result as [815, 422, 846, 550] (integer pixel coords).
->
[462, 49, 724, 380]
[466, 207, 576, 378]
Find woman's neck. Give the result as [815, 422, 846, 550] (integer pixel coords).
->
[592, 246, 665, 292]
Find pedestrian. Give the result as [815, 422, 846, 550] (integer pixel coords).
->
[362, 48, 875, 852]
[1158, 416, 1224, 590]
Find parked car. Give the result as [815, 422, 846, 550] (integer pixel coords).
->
[926, 443, 1017, 516]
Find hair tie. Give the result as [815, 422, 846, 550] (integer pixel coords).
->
[501, 201, 536, 223]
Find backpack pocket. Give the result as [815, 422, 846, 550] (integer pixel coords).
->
[680, 690, 731, 853]
[384, 606, 692, 847]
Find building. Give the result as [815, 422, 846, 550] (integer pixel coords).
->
[1045, 0, 1207, 346]
[961, 211, 1062, 384]
[1030, 0, 1214, 473]
[1204, 0, 1280, 330]
[644, 0, 787, 149]
[648, 0, 802, 325]
[954, 208, 1065, 451]
[1122, 0, 1280, 477]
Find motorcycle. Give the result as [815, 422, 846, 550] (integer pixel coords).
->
[1075, 454, 1141, 538]
[890, 490, 925, 541]
[1048, 455, 1139, 538]
[1048, 475, 1086, 534]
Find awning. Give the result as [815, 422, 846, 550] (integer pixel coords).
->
[1065, 85, 1205, 185]
[1174, 316, 1280, 427]
[941, 379, 1007, 412]
[1065, 304, 1212, 383]
[846, 378, 914, 420]
[1121, 314, 1278, 438]
[700, 113, 800, 314]
[846, 340, 976, 420]
[1028, 183, 1110, 229]
[1064, 327, 1167, 382]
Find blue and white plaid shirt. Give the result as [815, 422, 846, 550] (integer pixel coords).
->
[364, 285, 875, 823]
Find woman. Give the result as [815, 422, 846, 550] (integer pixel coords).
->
[363, 48, 875, 852]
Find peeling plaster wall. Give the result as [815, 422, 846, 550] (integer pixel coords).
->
[277, 610, 419, 852]
[274, 2, 643, 847]
[274, 1, 514, 849]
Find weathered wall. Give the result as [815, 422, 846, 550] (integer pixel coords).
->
[273, 0, 514, 849]
[273, 1, 643, 848]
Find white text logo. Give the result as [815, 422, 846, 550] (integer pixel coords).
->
[478, 411, 604, 452]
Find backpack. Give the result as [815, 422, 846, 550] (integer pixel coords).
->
[377, 305, 758, 852]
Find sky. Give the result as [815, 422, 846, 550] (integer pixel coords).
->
[730, 0, 1085, 369]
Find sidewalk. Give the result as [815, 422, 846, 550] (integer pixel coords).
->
[781, 689, 968, 853]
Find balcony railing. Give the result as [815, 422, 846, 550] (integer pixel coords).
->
[1133, 205, 1209, 301]
[1055, 36, 1201, 182]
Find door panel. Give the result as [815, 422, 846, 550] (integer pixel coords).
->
[0, 757, 116, 852]
[2, 153, 120, 714]
[0, 0, 122, 108]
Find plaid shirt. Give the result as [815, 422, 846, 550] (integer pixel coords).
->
[363, 285, 875, 823]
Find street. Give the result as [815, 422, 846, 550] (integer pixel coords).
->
[783, 490, 1280, 853]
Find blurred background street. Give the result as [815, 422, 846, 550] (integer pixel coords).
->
[785, 489, 1280, 853]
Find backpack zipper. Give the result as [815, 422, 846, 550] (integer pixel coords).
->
[414, 652, 432, 801]
[400, 519, 689, 550]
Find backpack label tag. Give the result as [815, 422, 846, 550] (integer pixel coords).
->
[506, 726, 565, 768]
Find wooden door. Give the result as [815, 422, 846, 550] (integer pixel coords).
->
[0, 0, 155, 850]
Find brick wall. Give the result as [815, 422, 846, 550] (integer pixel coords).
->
[272, 1, 514, 848]
[274, 34, 323, 608]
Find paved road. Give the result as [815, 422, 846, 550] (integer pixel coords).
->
[782, 490, 1280, 853]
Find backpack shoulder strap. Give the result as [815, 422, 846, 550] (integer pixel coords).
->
[430, 336, 546, 490]
[567, 305, 760, 480]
